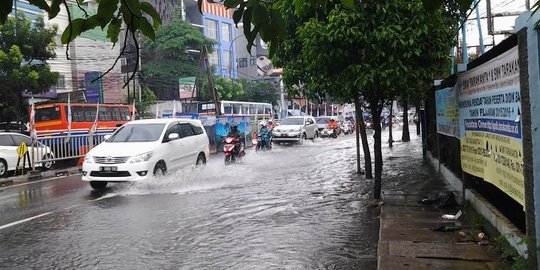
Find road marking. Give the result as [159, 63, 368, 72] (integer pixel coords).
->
[0, 174, 81, 191]
[0, 212, 52, 230]
[90, 193, 118, 202]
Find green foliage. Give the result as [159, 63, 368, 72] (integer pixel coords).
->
[0, 14, 59, 121]
[127, 86, 157, 118]
[197, 0, 471, 54]
[0, 0, 161, 45]
[211, 77, 244, 100]
[237, 80, 279, 105]
[141, 9, 216, 97]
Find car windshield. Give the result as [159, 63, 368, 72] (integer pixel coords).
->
[281, 118, 304, 125]
[107, 124, 165, 142]
[316, 118, 330, 124]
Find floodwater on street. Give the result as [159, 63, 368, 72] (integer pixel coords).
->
[0, 133, 385, 270]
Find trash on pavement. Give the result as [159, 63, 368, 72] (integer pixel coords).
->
[418, 191, 458, 208]
[441, 210, 463, 220]
[431, 225, 462, 232]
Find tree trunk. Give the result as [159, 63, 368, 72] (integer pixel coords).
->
[402, 99, 410, 142]
[354, 97, 362, 174]
[389, 101, 393, 148]
[370, 101, 383, 200]
[359, 107, 373, 179]
[416, 102, 421, 135]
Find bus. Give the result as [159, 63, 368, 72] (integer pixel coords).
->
[198, 101, 274, 120]
[34, 103, 134, 133]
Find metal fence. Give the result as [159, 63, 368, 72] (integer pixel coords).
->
[31, 130, 114, 168]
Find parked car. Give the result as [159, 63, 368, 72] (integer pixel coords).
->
[0, 133, 54, 177]
[0, 121, 29, 135]
[272, 116, 318, 144]
[82, 118, 209, 190]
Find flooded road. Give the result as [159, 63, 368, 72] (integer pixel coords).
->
[0, 134, 380, 269]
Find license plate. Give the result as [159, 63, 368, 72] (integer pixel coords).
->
[100, 166, 117, 172]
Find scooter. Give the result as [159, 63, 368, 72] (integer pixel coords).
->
[223, 136, 245, 164]
[342, 123, 352, 135]
[256, 132, 272, 151]
[321, 126, 338, 138]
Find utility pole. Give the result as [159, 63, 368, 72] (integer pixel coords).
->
[474, 0, 485, 54]
[461, 16, 468, 65]
[203, 46, 221, 115]
[280, 75, 286, 119]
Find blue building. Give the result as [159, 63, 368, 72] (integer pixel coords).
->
[184, 0, 237, 79]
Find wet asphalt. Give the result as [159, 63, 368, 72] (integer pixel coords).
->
[0, 130, 414, 270]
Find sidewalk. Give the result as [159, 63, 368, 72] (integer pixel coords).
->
[0, 167, 81, 187]
[376, 135, 506, 269]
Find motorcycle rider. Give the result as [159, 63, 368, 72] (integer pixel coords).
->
[267, 120, 275, 130]
[227, 122, 242, 155]
[327, 119, 338, 137]
[258, 121, 271, 149]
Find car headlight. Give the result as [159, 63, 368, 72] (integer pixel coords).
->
[130, 152, 153, 163]
[84, 155, 93, 163]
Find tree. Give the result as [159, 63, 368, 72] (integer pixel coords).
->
[212, 77, 244, 100]
[0, 1, 477, 88]
[141, 9, 216, 100]
[197, 0, 473, 54]
[276, 0, 458, 199]
[0, 14, 59, 126]
[237, 81, 278, 105]
[127, 86, 156, 118]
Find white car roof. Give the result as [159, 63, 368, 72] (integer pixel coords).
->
[0, 132, 29, 137]
[126, 118, 202, 125]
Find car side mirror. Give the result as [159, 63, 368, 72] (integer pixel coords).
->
[104, 134, 111, 141]
[168, 133, 180, 141]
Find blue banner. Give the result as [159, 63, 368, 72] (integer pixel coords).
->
[84, 72, 103, 103]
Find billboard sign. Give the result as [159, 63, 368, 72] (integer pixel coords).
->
[457, 46, 524, 206]
[435, 87, 459, 137]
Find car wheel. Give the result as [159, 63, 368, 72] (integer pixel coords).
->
[298, 133, 306, 144]
[90, 181, 107, 190]
[196, 153, 206, 166]
[41, 154, 54, 171]
[153, 162, 167, 176]
[0, 159, 8, 177]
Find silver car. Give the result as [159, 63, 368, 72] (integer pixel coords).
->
[272, 116, 318, 144]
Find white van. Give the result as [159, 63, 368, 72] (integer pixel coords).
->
[82, 118, 209, 190]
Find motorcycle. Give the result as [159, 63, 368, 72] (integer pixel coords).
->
[223, 136, 245, 164]
[341, 122, 352, 135]
[321, 125, 338, 138]
[256, 132, 272, 151]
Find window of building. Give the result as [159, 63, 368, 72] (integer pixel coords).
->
[221, 23, 231, 42]
[204, 19, 218, 40]
[250, 57, 256, 66]
[55, 75, 65, 89]
[238, 58, 248, 68]
[208, 51, 219, 67]
[223, 50, 232, 73]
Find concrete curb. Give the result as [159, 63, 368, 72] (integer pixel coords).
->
[0, 167, 81, 187]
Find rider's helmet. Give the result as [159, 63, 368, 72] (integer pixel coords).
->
[261, 121, 267, 127]
[231, 122, 238, 131]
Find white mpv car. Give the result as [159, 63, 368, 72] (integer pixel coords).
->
[82, 119, 209, 190]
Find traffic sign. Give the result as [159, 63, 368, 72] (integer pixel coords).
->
[17, 142, 28, 158]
